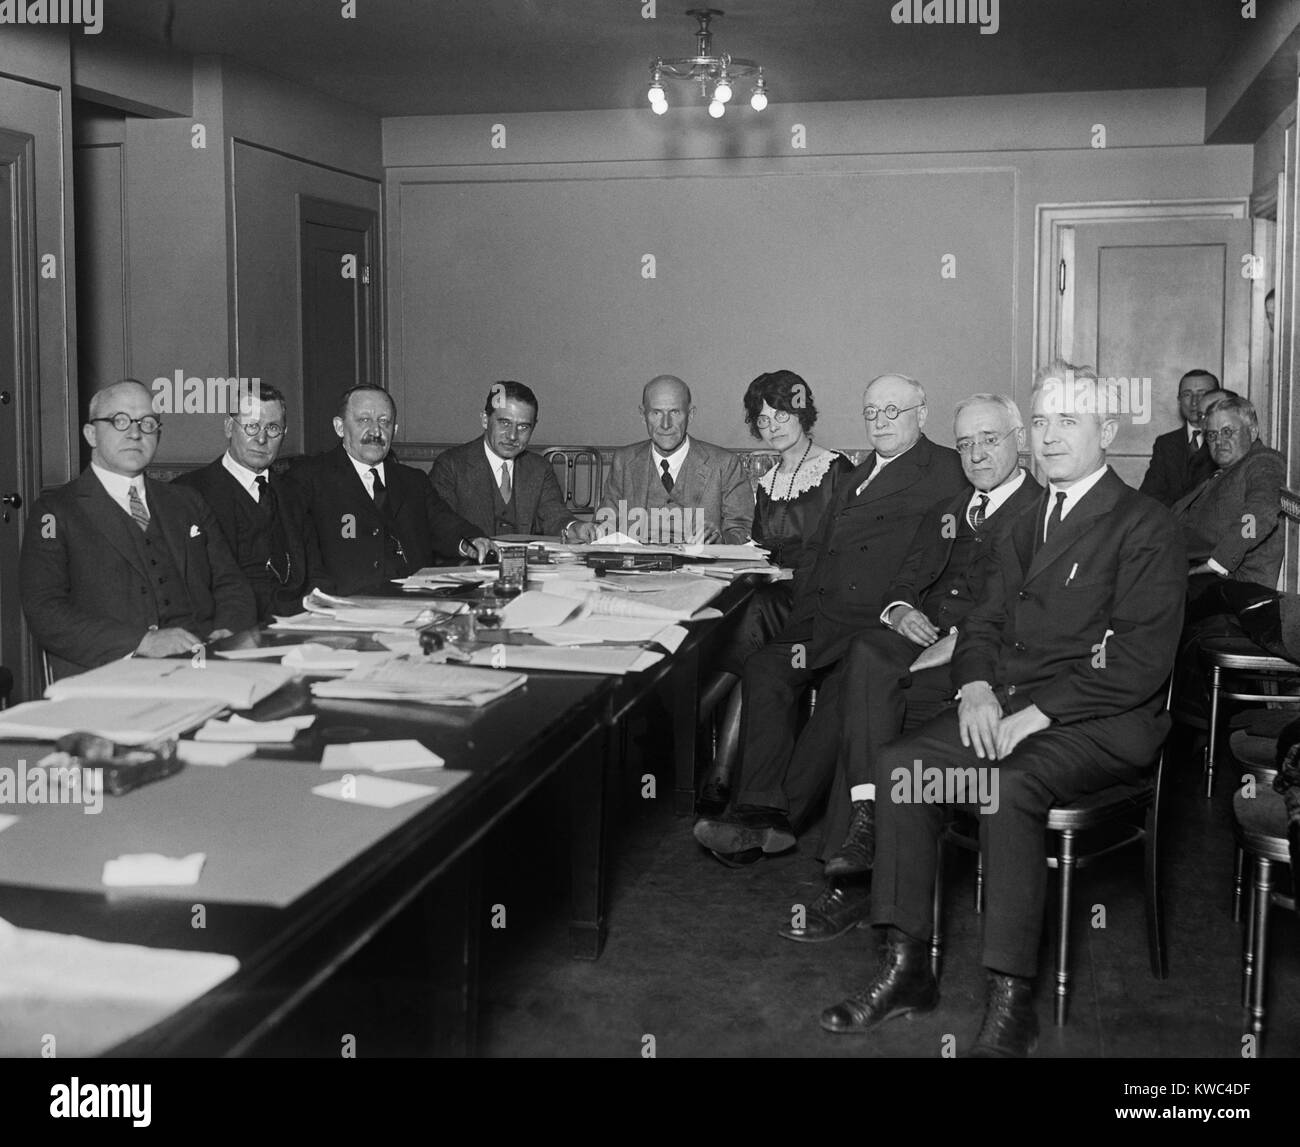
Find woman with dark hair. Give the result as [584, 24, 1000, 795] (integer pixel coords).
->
[698, 370, 854, 815]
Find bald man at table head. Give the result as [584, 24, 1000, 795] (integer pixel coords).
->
[20, 378, 256, 678]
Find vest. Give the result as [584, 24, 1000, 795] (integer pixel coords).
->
[123, 513, 197, 630]
[921, 512, 981, 631]
[490, 472, 520, 535]
[227, 484, 289, 620]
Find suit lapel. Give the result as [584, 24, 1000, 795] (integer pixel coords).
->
[147, 479, 191, 580]
[850, 439, 926, 509]
[1023, 471, 1124, 585]
[77, 470, 150, 580]
[673, 445, 710, 505]
[332, 445, 386, 528]
[470, 443, 499, 526]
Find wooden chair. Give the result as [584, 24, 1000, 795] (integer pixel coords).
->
[1226, 711, 1292, 921]
[542, 446, 603, 515]
[1234, 784, 1296, 1051]
[930, 689, 1171, 1026]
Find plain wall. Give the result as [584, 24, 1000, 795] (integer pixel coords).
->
[385, 91, 1253, 455]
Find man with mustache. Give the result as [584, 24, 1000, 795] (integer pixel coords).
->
[283, 386, 491, 596]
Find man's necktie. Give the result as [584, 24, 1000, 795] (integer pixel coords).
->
[499, 462, 512, 503]
[256, 476, 290, 581]
[369, 467, 388, 514]
[1189, 430, 1202, 458]
[968, 494, 989, 532]
[660, 458, 674, 494]
[1044, 490, 1067, 543]
[128, 483, 150, 532]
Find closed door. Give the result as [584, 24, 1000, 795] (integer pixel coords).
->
[299, 199, 379, 456]
[1050, 208, 1251, 488]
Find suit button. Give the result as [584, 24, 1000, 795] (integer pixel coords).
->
[371, 527, 380, 537]
[1015, 641, 1026, 652]
[849, 583, 857, 591]
[150, 559, 158, 566]
[162, 599, 170, 606]
[157, 578, 165, 585]
[372, 560, 380, 569]
[828, 548, 837, 556]
[950, 588, 959, 596]
[1008, 685, 1017, 696]
[139, 588, 147, 595]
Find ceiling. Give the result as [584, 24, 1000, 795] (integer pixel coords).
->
[107, 0, 1248, 119]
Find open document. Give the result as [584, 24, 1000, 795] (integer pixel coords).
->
[43, 659, 294, 711]
[310, 656, 526, 706]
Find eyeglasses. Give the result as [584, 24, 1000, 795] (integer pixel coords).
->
[756, 410, 793, 429]
[91, 413, 162, 435]
[955, 428, 1017, 455]
[863, 402, 923, 422]
[234, 421, 284, 439]
[1204, 426, 1243, 443]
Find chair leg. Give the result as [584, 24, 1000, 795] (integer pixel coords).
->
[1232, 845, 1245, 923]
[974, 850, 984, 914]
[1242, 858, 1257, 1009]
[930, 832, 945, 980]
[1244, 856, 1273, 1046]
[1054, 830, 1077, 1026]
[1204, 665, 1221, 799]
[1143, 804, 1166, 980]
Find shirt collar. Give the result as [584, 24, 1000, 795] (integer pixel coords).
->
[969, 467, 1026, 517]
[344, 450, 384, 485]
[652, 437, 691, 467]
[1047, 463, 1109, 517]
[90, 462, 145, 504]
[483, 438, 513, 476]
[222, 451, 267, 495]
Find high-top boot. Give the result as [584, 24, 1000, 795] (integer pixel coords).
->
[820, 927, 938, 1033]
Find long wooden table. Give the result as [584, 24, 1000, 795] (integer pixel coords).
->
[0, 576, 755, 1054]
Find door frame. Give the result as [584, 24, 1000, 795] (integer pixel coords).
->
[297, 196, 381, 455]
[0, 127, 43, 699]
[1036, 199, 1251, 372]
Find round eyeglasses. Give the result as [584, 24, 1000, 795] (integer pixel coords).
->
[1204, 426, 1242, 443]
[756, 410, 793, 429]
[234, 421, 285, 439]
[863, 402, 923, 422]
[955, 429, 1016, 455]
[91, 413, 162, 435]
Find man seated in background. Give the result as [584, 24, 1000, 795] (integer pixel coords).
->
[1138, 368, 1218, 506]
[173, 383, 307, 622]
[693, 373, 966, 863]
[20, 379, 255, 678]
[598, 374, 753, 544]
[430, 381, 595, 542]
[282, 385, 491, 596]
[781, 391, 1041, 941]
[820, 365, 1185, 1057]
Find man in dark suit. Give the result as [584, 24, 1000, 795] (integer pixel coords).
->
[1138, 369, 1218, 505]
[693, 373, 967, 861]
[782, 393, 1042, 941]
[597, 375, 753, 544]
[20, 379, 256, 679]
[172, 383, 306, 621]
[820, 365, 1185, 1057]
[282, 386, 491, 597]
[430, 381, 596, 542]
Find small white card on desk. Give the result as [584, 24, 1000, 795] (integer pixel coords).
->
[177, 742, 257, 767]
[103, 852, 206, 887]
[0, 814, 17, 835]
[194, 713, 315, 743]
[320, 740, 444, 773]
[311, 774, 440, 808]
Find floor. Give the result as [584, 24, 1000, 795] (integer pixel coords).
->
[473, 723, 1300, 1059]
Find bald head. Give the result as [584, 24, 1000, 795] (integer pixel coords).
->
[88, 379, 153, 422]
[641, 375, 694, 454]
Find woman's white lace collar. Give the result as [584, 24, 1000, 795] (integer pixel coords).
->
[759, 449, 839, 501]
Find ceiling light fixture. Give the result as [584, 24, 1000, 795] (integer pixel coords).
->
[648, 8, 768, 117]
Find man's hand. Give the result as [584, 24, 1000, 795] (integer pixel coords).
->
[461, 537, 494, 563]
[207, 628, 233, 642]
[890, 606, 940, 648]
[563, 521, 598, 544]
[958, 681, 1002, 761]
[135, 627, 202, 658]
[686, 523, 723, 545]
[995, 704, 1051, 759]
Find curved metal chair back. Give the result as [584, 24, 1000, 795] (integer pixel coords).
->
[543, 446, 603, 514]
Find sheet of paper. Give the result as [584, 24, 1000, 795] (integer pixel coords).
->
[176, 742, 256, 767]
[320, 740, 445, 773]
[213, 645, 310, 660]
[0, 697, 227, 744]
[194, 713, 315, 743]
[311, 774, 441, 809]
[0, 814, 17, 835]
[497, 590, 582, 631]
[103, 852, 206, 888]
[465, 644, 662, 676]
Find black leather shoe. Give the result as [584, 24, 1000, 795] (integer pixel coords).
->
[824, 799, 876, 877]
[695, 778, 730, 818]
[966, 972, 1038, 1057]
[709, 846, 763, 868]
[694, 805, 796, 856]
[779, 879, 871, 942]
[820, 928, 938, 1033]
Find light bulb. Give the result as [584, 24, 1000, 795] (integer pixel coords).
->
[652, 98, 668, 115]
[708, 99, 725, 118]
[648, 83, 666, 108]
[750, 89, 768, 111]
[714, 79, 733, 104]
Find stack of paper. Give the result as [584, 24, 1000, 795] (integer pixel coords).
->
[193, 713, 316, 743]
[270, 590, 464, 633]
[0, 697, 227, 744]
[310, 656, 526, 706]
[44, 659, 294, 711]
[539, 577, 723, 621]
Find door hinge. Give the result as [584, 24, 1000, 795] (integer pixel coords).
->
[361, 265, 371, 285]
[1058, 258, 1067, 295]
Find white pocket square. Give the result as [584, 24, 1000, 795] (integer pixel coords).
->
[189, 524, 202, 538]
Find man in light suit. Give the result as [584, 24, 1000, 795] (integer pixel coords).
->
[782, 393, 1042, 941]
[172, 383, 307, 622]
[820, 365, 1185, 1057]
[281, 386, 491, 597]
[597, 375, 753, 544]
[1138, 368, 1218, 506]
[20, 379, 256, 679]
[430, 381, 596, 542]
[693, 374, 967, 862]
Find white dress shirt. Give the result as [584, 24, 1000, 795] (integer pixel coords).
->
[483, 439, 514, 495]
[222, 451, 269, 500]
[345, 452, 387, 498]
[855, 441, 915, 497]
[90, 462, 148, 518]
[1042, 464, 1110, 541]
[653, 437, 691, 485]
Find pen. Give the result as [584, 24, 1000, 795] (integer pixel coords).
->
[1066, 562, 1078, 585]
